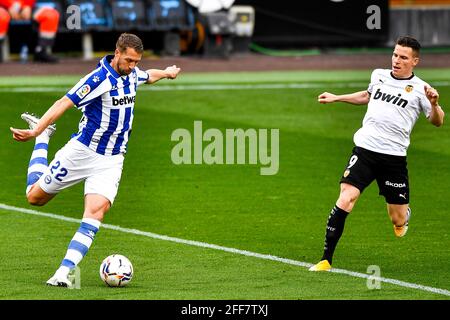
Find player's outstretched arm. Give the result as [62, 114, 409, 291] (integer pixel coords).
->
[146, 65, 181, 84]
[318, 90, 370, 105]
[425, 85, 445, 127]
[10, 96, 74, 142]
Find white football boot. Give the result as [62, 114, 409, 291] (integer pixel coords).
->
[46, 274, 72, 288]
[21, 112, 56, 137]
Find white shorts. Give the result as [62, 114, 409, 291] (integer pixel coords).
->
[38, 139, 124, 205]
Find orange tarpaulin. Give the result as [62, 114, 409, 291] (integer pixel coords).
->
[390, 0, 450, 6]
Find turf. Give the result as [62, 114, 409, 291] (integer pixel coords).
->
[0, 69, 449, 300]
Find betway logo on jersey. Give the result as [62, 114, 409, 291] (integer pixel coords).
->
[112, 95, 136, 106]
[373, 88, 408, 108]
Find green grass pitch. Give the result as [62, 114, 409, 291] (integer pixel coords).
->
[0, 69, 449, 300]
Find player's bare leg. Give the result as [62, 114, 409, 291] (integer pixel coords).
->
[310, 183, 360, 271]
[387, 203, 410, 237]
[47, 194, 110, 287]
[26, 184, 55, 206]
[336, 183, 361, 212]
[83, 193, 111, 222]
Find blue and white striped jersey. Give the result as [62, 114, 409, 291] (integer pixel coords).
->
[66, 55, 149, 156]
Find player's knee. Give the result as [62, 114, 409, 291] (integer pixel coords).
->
[337, 188, 359, 211]
[83, 204, 110, 222]
[26, 192, 46, 206]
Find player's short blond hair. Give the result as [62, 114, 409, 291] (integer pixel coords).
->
[116, 33, 144, 54]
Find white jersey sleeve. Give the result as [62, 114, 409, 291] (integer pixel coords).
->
[419, 83, 432, 118]
[367, 69, 383, 95]
[134, 66, 150, 86]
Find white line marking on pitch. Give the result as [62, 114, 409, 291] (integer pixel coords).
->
[1, 202, 450, 297]
[0, 81, 449, 93]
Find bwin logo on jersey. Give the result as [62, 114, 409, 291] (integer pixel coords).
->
[112, 96, 136, 106]
[373, 88, 408, 108]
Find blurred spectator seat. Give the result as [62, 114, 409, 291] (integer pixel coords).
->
[146, 0, 195, 56]
[65, 0, 113, 59]
[147, 0, 195, 31]
[2, 0, 197, 60]
[110, 0, 150, 31]
[66, 0, 113, 31]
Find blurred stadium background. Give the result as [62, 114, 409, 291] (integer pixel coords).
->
[1, 0, 450, 301]
[1, 0, 450, 64]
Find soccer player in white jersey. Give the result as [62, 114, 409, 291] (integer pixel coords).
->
[9, 33, 181, 286]
[309, 36, 445, 271]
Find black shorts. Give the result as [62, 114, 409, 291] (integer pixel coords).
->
[340, 146, 409, 205]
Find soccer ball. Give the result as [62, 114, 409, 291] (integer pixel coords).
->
[99, 254, 133, 287]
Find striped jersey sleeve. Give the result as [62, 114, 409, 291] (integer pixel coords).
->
[134, 66, 150, 86]
[67, 55, 149, 156]
[66, 68, 110, 108]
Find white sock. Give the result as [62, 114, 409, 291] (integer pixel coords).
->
[26, 133, 50, 194]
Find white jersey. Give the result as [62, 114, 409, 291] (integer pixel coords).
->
[353, 69, 432, 156]
[66, 55, 150, 156]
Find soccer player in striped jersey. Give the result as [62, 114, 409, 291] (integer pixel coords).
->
[310, 36, 445, 271]
[10, 33, 181, 287]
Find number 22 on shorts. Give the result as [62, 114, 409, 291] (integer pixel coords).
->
[50, 160, 68, 182]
